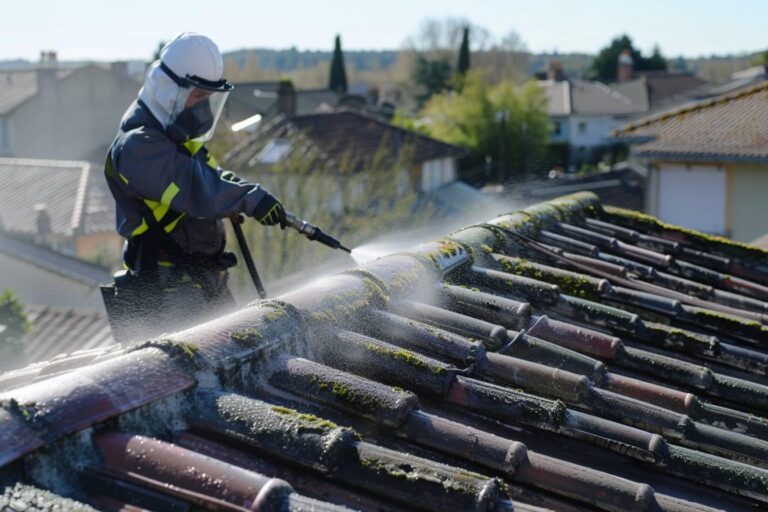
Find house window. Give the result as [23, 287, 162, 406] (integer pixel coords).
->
[553, 121, 562, 136]
[578, 121, 587, 134]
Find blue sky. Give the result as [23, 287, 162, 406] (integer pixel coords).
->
[1, 0, 765, 61]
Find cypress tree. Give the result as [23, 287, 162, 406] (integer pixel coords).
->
[457, 27, 470, 76]
[329, 35, 348, 93]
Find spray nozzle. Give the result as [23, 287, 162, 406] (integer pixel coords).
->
[285, 212, 351, 253]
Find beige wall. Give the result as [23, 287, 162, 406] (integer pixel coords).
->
[75, 232, 124, 267]
[8, 66, 139, 161]
[730, 163, 768, 242]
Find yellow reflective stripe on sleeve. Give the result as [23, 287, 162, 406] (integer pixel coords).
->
[158, 260, 174, 268]
[131, 218, 149, 237]
[183, 140, 204, 156]
[119, 173, 130, 184]
[206, 153, 218, 168]
[142, 183, 180, 222]
[164, 212, 186, 233]
[161, 182, 180, 205]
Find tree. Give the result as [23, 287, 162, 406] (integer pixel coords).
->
[329, 35, 348, 93]
[588, 34, 667, 83]
[412, 56, 453, 107]
[422, 71, 551, 182]
[0, 289, 29, 361]
[457, 26, 470, 76]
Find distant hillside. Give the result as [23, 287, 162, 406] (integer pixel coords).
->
[223, 48, 765, 87]
[224, 48, 399, 73]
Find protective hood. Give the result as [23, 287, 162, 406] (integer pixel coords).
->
[137, 32, 233, 143]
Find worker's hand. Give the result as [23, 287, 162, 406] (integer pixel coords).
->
[251, 193, 287, 229]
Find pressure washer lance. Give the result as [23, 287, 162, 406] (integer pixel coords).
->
[285, 212, 352, 253]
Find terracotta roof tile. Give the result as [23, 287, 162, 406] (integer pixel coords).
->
[2, 192, 768, 510]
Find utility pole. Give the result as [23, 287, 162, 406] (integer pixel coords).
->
[496, 110, 509, 183]
[522, 121, 529, 175]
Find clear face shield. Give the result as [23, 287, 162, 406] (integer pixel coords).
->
[161, 62, 233, 142]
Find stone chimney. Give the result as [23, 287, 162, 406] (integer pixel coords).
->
[36, 51, 58, 97]
[34, 203, 52, 246]
[617, 49, 634, 83]
[547, 60, 566, 81]
[276, 80, 296, 116]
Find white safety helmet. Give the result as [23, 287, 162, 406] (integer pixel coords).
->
[138, 32, 233, 142]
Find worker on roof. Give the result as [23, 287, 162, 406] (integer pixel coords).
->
[101, 32, 285, 342]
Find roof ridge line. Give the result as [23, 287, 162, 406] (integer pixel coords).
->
[70, 163, 91, 234]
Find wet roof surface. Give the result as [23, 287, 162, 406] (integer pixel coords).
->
[2, 192, 768, 511]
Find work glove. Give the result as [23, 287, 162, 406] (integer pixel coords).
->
[251, 192, 287, 229]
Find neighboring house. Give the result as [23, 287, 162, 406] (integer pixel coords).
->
[0, 158, 121, 263]
[538, 76, 645, 163]
[226, 80, 341, 128]
[225, 109, 466, 207]
[614, 82, 768, 241]
[2, 192, 768, 510]
[0, 54, 140, 161]
[538, 56, 709, 167]
[0, 231, 111, 311]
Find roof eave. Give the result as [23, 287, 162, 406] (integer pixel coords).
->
[634, 151, 768, 164]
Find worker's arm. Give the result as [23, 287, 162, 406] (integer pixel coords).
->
[116, 128, 277, 221]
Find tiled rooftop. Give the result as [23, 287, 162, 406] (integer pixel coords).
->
[538, 79, 646, 117]
[225, 109, 466, 172]
[2, 192, 768, 511]
[614, 82, 768, 163]
[0, 69, 75, 115]
[612, 72, 707, 112]
[0, 158, 115, 238]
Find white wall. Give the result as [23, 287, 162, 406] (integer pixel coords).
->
[566, 115, 626, 150]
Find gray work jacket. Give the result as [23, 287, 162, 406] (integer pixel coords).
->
[105, 100, 267, 257]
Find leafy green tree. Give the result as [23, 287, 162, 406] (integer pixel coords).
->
[329, 35, 348, 93]
[0, 289, 30, 359]
[457, 26, 470, 76]
[413, 56, 453, 107]
[422, 71, 551, 182]
[588, 34, 667, 82]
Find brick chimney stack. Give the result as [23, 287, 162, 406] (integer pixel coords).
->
[547, 60, 566, 81]
[276, 80, 297, 116]
[617, 49, 634, 83]
[36, 51, 58, 97]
